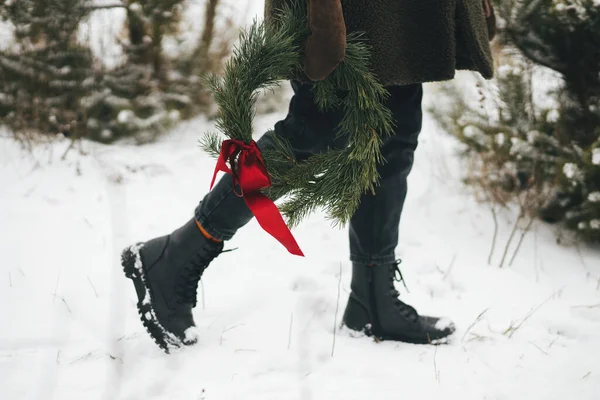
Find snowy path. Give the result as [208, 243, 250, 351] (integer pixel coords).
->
[2, 86, 600, 400]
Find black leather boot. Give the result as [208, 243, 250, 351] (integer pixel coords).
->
[121, 218, 223, 352]
[342, 261, 455, 344]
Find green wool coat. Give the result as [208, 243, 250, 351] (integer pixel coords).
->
[265, 0, 494, 86]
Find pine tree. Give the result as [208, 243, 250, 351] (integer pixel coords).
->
[0, 0, 95, 140]
[84, 0, 230, 143]
[83, 1, 186, 143]
[1, 0, 232, 144]
[434, 0, 600, 242]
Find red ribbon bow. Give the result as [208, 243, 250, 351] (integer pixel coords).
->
[210, 139, 304, 257]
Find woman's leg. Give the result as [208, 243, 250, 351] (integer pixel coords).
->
[343, 84, 456, 343]
[348, 84, 423, 264]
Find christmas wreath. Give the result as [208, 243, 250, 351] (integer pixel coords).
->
[201, 1, 393, 256]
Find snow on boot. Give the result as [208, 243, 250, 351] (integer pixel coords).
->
[121, 218, 223, 353]
[342, 261, 455, 344]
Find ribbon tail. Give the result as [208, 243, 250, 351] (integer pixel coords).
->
[210, 142, 233, 190]
[244, 192, 304, 257]
[209, 161, 221, 190]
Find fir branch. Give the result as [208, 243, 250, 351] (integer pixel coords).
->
[198, 132, 222, 159]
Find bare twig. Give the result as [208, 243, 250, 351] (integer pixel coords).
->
[462, 308, 489, 342]
[499, 214, 523, 268]
[56, 350, 60, 365]
[107, 353, 123, 363]
[575, 243, 589, 273]
[571, 303, 600, 309]
[526, 61, 536, 126]
[528, 341, 549, 356]
[488, 205, 499, 265]
[60, 139, 77, 161]
[193, 0, 220, 75]
[533, 223, 540, 283]
[288, 312, 293, 350]
[508, 217, 535, 266]
[8, 272, 12, 288]
[87, 276, 99, 298]
[85, 3, 127, 11]
[234, 349, 257, 353]
[443, 253, 457, 281]
[504, 289, 561, 338]
[465, 332, 490, 343]
[332, 263, 342, 357]
[56, 296, 72, 315]
[220, 324, 245, 346]
[116, 333, 140, 342]
[53, 271, 62, 303]
[83, 217, 93, 229]
[201, 280, 205, 310]
[70, 351, 95, 365]
[433, 345, 440, 384]
[581, 372, 591, 380]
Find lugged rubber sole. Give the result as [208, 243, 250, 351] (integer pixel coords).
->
[344, 323, 451, 345]
[121, 244, 184, 353]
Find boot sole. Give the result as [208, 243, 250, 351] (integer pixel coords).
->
[345, 323, 452, 345]
[121, 244, 185, 353]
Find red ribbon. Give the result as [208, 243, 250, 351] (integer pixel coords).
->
[210, 139, 304, 257]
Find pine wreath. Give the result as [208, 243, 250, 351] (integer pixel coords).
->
[201, 1, 393, 253]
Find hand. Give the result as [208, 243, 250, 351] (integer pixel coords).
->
[483, 0, 492, 17]
[304, 0, 347, 81]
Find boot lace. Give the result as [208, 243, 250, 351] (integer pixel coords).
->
[389, 260, 419, 322]
[177, 244, 229, 307]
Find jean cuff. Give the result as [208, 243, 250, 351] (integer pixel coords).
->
[350, 253, 397, 265]
[194, 197, 238, 242]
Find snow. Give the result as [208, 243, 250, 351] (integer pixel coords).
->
[184, 327, 201, 344]
[563, 162, 581, 179]
[546, 109, 560, 123]
[434, 317, 454, 331]
[2, 83, 600, 399]
[495, 132, 505, 146]
[589, 192, 600, 203]
[593, 148, 600, 165]
[117, 110, 135, 124]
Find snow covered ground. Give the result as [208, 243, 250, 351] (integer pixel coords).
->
[2, 84, 600, 400]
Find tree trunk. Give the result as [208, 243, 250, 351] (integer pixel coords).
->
[194, 0, 220, 75]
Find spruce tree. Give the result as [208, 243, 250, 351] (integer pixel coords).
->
[85, 0, 227, 143]
[1, 0, 230, 144]
[84, 0, 187, 143]
[434, 0, 600, 242]
[0, 0, 95, 140]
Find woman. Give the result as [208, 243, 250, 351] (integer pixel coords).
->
[121, 0, 496, 352]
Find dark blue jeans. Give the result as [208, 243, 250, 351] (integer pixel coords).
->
[196, 81, 422, 265]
